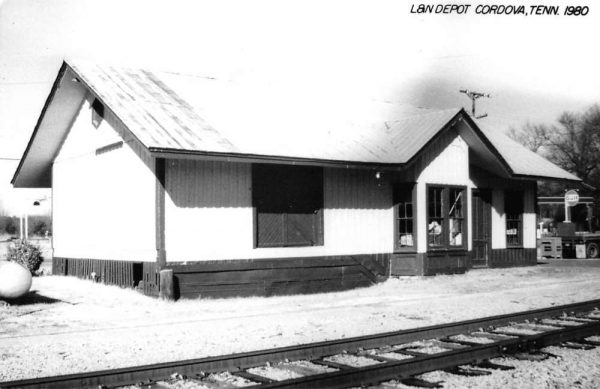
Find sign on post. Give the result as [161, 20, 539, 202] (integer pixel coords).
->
[564, 189, 579, 222]
[565, 190, 580, 207]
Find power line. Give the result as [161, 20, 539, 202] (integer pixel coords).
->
[0, 81, 52, 85]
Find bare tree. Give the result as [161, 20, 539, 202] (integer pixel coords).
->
[507, 123, 550, 153]
[508, 105, 600, 184]
[548, 107, 600, 183]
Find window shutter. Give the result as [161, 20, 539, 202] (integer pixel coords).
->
[253, 164, 324, 247]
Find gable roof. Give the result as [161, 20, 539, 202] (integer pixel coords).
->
[479, 125, 579, 181]
[12, 59, 580, 187]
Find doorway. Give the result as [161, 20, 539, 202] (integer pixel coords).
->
[471, 189, 492, 267]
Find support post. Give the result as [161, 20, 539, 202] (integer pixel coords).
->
[155, 158, 166, 267]
[159, 269, 175, 300]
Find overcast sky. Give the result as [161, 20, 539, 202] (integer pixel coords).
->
[1, 0, 599, 160]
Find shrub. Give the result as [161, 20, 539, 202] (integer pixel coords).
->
[7, 241, 43, 274]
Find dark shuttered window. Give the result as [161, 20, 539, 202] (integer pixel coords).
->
[253, 164, 324, 247]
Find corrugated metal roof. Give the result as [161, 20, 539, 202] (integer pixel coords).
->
[67, 59, 582, 180]
[70, 59, 462, 164]
[13, 58, 582, 187]
[68, 60, 239, 154]
[480, 125, 580, 181]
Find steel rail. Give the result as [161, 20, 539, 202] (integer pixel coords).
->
[2, 298, 600, 389]
[260, 320, 600, 388]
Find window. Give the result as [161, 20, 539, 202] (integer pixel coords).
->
[427, 185, 466, 249]
[253, 164, 323, 247]
[428, 187, 444, 247]
[448, 188, 464, 247]
[91, 98, 104, 128]
[394, 184, 414, 250]
[505, 190, 523, 247]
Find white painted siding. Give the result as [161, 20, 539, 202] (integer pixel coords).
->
[523, 184, 537, 248]
[164, 160, 393, 261]
[489, 184, 536, 250]
[413, 131, 471, 253]
[52, 97, 156, 261]
[491, 188, 506, 249]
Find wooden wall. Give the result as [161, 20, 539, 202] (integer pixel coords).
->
[52, 257, 159, 296]
[411, 129, 471, 254]
[49, 102, 542, 298]
[389, 253, 424, 276]
[389, 251, 470, 276]
[424, 250, 470, 275]
[472, 175, 537, 250]
[165, 254, 390, 299]
[52, 96, 156, 262]
[491, 188, 506, 249]
[52, 257, 142, 287]
[490, 248, 537, 267]
[523, 187, 537, 249]
[164, 159, 394, 262]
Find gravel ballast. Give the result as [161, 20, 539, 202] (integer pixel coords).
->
[2, 259, 600, 387]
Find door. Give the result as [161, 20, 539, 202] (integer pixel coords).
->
[471, 189, 492, 267]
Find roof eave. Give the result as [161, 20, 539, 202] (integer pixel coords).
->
[459, 110, 516, 177]
[149, 147, 406, 170]
[517, 174, 592, 190]
[11, 61, 69, 187]
[403, 108, 515, 178]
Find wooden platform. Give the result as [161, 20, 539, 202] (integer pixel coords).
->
[165, 254, 390, 299]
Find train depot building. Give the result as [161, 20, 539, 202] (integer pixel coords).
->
[11, 60, 581, 299]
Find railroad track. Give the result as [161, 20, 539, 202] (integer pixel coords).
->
[3, 299, 600, 389]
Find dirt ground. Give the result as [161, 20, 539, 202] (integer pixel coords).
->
[1, 259, 600, 387]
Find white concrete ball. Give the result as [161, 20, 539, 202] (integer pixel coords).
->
[0, 261, 32, 299]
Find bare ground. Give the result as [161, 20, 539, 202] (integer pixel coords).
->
[1, 259, 600, 386]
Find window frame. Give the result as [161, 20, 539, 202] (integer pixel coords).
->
[505, 190, 524, 247]
[426, 184, 468, 251]
[252, 164, 324, 248]
[393, 183, 416, 252]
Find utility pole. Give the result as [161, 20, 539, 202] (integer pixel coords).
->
[459, 89, 490, 119]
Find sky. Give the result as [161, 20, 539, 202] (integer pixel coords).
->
[0, 0, 599, 163]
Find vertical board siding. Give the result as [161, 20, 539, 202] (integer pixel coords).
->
[324, 168, 392, 255]
[471, 169, 538, 252]
[165, 160, 393, 261]
[165, 159, 253, 260]
[490, 248, 537, 267]
[491, 188, 506, 249]
[52, 97, 156, 262]
[143, 262, 160, 296]
[523, 184, 537, 249]
[52, 257, 67, 275]
[53, 257, 139, 287]
[413, 131, 471, 253]
[414, 130, 470, 185]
